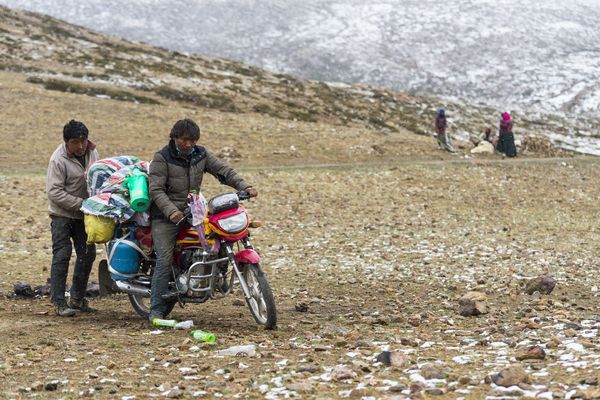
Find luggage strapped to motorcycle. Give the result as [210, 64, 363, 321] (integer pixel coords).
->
[106, 232, 150, 279]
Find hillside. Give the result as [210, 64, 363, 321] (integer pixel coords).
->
[0, 5, 589, 165]
[3, 0, 600, 116]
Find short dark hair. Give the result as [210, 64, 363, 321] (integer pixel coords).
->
[63, 120, 89, 141]
[170, 118, 200, 140]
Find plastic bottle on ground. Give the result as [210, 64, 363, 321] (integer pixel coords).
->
[174, 320, 194, 330]
[190, 329, 216, 343]
[152, 318, 177, 328]
[215, 344, 256, 357]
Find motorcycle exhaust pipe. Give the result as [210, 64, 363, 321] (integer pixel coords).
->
[115, 280, 151, 297]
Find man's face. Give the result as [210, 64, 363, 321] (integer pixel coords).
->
[65, 138, 88, 157]
[174, 135, 197, 156]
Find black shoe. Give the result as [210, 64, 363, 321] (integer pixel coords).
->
[69, 298, 97, 313]
[55, 301, 77, 317]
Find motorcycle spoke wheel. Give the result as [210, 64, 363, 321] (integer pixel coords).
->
[241, 263, 277, 330]
[128, 293, 176, 320]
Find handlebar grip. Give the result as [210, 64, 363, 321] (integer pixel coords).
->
[176, 207, 192, 225]
[237, 190, 250, 201]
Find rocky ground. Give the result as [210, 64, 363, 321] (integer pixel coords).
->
[0, 8, 598, 398]
[0, 158, 599, 399]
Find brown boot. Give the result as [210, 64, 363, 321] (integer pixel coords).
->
[55, 301, 77, 317]
[68, 298, 97, 313]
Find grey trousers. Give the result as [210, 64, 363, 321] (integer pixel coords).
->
[150, 219, 182, 316]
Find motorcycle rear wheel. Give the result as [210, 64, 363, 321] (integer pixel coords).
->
[128, 294, 176, 320]
[242, 263, 277, 330]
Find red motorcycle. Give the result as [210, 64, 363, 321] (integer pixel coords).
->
[110, 191, 277, 329]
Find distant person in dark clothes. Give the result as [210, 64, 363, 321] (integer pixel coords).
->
[470, 127, 495, 147]
[434, 108, 456, 153]
[484, 127, 494, 144]
[496, 112, 517, 157]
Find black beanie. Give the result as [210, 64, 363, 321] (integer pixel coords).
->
[63, 120, 89, 141]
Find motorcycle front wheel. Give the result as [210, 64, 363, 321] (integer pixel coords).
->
[128, 294, 176, 320]
[241, 263, 277, 330]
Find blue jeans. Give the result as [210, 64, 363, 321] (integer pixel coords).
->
[150, 219, 182, 316]
[50, 216, 96, 304]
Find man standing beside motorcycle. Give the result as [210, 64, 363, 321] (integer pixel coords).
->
[47, 120, 99, 316]
[148, 118, 257, 323]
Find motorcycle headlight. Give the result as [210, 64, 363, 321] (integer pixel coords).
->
[218, 212, 248, 233]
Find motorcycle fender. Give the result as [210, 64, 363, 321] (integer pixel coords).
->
[234, 249, 261, 265]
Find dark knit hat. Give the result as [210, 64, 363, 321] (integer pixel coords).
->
[63, 120, 89, 141]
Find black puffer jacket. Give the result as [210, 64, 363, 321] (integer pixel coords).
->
[149, 141, 251, 220]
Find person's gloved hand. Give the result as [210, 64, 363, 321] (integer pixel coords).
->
[247, 188, 258, 198]
[169, 210, 184, 224]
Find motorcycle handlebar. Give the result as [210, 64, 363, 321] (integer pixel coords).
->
[237, 190, 250, 201]
[177, 207, 192, 225]
[178, 191, 250, 224]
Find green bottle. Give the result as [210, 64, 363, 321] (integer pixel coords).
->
[152, 318, 177, 328]
[191, 329, 216, 343]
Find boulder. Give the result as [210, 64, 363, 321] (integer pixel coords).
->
[487, 365, 531, 387]
[471, 141, 494, 154]
[459, 291, 488, 316]
[524, 276, 556, 295]
[515, 346, 546, 361]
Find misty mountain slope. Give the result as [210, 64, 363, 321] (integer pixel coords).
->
[0, 3, 598, 155]
[2, 0, 600, 118]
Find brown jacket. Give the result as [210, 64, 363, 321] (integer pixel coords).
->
[46, 142, 99, 219]
[149, 141, 251, 220]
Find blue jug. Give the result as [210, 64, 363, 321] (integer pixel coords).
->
[108, 228, 140, 280]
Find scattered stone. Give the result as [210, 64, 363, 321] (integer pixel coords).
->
[565, 322, 583, 330]
[421, 363, 446, 379]
[546, 337, 560, 349]
[376, 351, 410, 367]
[287, 382, 314, 393]
[388, 384, 407, 393]
[297, 363, 320, 373]
[524, 276, 556, 295]
[408, 314, 422, 326]
[583, 376, 599, 386]
[331, 365, 356, 381]
[400, 337, 418, 347]
[354, 340, 373, 349]
[409, 383, 424, 394]
[426, 388, 446, 396]
[216, 146, 241, 161]
[44, 381, 58, 391]
[162, 386, 183, 398]
[487, 365, 531, 387]
[515, 346, 546, 361]
[320, 324, 349, 338]
[458, 376, 472, 385]
[231, 299, 245, 306]
[294, 302, 309, 312]
[564, 328, 577, 338]
[459, 291, 488, 316]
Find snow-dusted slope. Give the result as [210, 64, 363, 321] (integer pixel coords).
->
[2, 0, 600, 117]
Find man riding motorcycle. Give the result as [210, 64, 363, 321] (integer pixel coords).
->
[148, 118, 257, 322]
